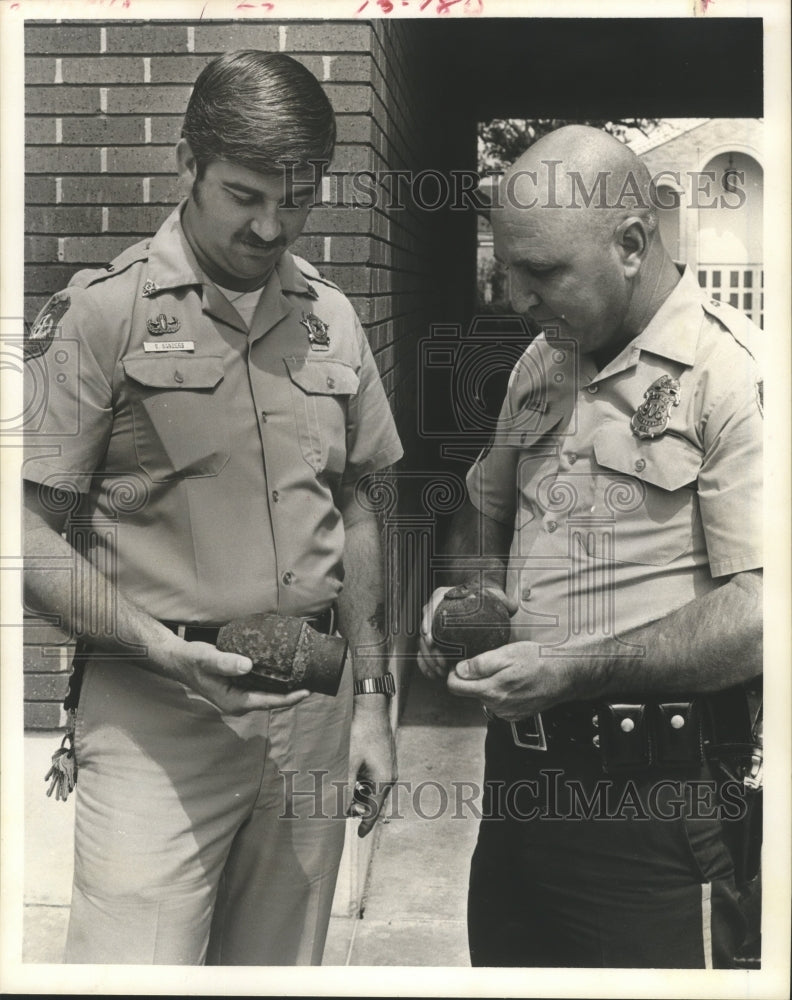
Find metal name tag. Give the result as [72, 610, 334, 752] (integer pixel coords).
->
[143, 341, 195, 353]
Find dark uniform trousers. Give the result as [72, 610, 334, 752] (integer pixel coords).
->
[468, 720, 747, 968]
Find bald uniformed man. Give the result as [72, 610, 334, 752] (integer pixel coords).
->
[24, 51, 402, 965]
[419, 126, 762, 968]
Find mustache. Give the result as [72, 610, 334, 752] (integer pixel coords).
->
[242, 232, 286, 251]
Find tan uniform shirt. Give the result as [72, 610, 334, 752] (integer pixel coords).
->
[467, 268, 763, 649]
[25, 205, 403, 623]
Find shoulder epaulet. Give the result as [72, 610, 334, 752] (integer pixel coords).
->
[68, 239, 151, 291]
[292, 254, 342, 292]
[701, 296, 762, 366]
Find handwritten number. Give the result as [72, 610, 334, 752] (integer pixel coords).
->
[359, 0, 478, 14]
[421, 0, 464, 11]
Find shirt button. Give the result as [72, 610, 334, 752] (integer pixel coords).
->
[282, 571, 294, 585]
[547, 520, 558, 533]
[272, 490, 280, 502]
[521, 587, 532, 601]
[634, 458, 646, 472]
[568, 452, 578, 465]
[261, 411, 268, 423]
[326, 376, 336, 389]
[587, 384, 598, 394]
[552, 350, 566, 364]
[520, 433, 528, 444]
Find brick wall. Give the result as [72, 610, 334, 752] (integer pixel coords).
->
[24, 18, 443, 728]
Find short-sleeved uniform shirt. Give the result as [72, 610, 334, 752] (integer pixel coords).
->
[467, 267, 762, 648]
[24, 205, 403, 624]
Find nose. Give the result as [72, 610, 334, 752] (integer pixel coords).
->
[508, 271, 540, 314]
[249, 204, 282, 244]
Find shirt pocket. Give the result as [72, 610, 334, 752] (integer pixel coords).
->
[514, 450, 560, 557]
[284, 356, 360, 475]
[123, 356, 230, 482]
[591, 427, 703, 566]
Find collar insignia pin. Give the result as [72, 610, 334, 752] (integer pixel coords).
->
[300, 311, 330, 351]
[146, 314, 181, 337]
[142, 279, 159, 298]
[631, 375, 681, 439]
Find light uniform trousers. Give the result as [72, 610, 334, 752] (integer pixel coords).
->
[64, 656, 353, 965]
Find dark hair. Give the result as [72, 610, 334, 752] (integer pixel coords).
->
[181, 50, 336, 177]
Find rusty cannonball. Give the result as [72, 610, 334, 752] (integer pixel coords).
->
[431, 585, 512, 662]
[217, 613, 347, 696]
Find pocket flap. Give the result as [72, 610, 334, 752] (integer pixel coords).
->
[593, 428, 702, 491]
[284, 356, 360, 396]
[123, 356, 224, 390]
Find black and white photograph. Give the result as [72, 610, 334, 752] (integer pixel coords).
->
[1, 0, 789, 995]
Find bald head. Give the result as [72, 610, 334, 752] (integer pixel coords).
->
[498, 125, 658, 242]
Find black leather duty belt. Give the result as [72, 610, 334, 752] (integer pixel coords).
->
[489, 687, 757, 774]
[161, 605, 338, 645]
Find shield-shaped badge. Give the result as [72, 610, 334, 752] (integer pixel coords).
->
[300, 311, 330, 351]
[630, 375, 681, 439]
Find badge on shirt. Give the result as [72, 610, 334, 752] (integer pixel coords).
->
[300, 311, 330, 351]
[25, 291, 71, 361]
[630, 375, 681, 439]
[146, 314, 181, 336]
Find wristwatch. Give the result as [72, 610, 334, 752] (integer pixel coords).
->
[353, 672, 396, 697]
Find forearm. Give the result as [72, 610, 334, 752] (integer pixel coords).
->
[24, 503, 175, 666]
[570, 570, 763, 699]
[336, 505, 389, 684]
[449, 570, 763, 718]
[444, 499, 512, 591]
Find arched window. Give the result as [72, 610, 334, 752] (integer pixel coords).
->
[696, 151, 763, 327]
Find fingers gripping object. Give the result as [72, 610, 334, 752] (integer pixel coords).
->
[431, 585, 512, 664]
[216, 613, 348, 696]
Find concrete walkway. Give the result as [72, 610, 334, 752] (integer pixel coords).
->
[22, 668, 486, 966]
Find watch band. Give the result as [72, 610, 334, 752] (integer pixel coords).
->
[353, 672, 396, 697]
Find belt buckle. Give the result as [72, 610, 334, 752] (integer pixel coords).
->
[511, 713, 548, 751]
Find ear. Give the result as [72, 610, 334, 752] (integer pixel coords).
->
[614, 216, 649, 278]
[175, 138, 198, 195]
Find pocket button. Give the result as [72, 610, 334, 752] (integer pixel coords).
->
[326, 376, 336, 389]
[174, 370, 184, 384]
[634, 458, 646, 472]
